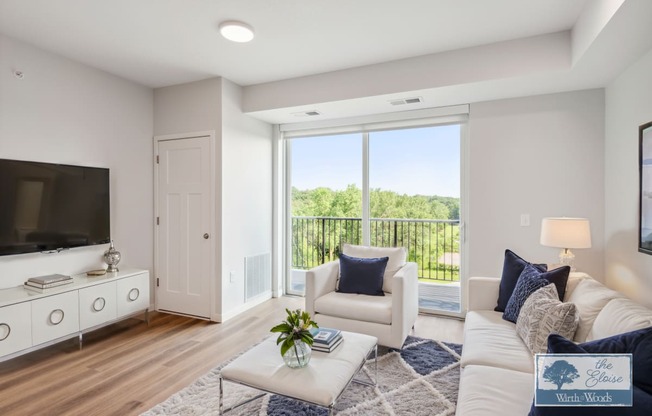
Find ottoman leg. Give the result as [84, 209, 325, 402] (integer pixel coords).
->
[373, 345, 378, 386]
[219, 375, 224, 415]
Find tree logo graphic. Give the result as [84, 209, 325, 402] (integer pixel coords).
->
[543, 360, 580, 390]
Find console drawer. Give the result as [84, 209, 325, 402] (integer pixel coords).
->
[79, 281, 117, 330]
[32, 291, 80, 345]
[116, 272, 149, 317]
[0, 302, 32, 356]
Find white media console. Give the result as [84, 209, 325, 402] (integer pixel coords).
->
[0, 268, 150, 361]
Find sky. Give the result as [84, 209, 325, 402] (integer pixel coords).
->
[291, 124, 461, 197]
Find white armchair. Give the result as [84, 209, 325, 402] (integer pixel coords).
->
[305, 245, 419, 349]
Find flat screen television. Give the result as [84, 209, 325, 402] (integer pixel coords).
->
[0, 158, 110, 256]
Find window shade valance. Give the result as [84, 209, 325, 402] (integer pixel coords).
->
[280, 104, 469, 138]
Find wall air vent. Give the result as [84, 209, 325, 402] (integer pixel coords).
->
[291, 110, 321, 117]
[245, 252, 271, 301]
[389, 97, 423, 106]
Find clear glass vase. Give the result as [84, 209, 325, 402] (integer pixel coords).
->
[282, 339, 312, 368]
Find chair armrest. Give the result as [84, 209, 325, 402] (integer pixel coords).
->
[305, 260, 339, 316]
[392, 262, 419, 334]
[467, 276, 500, 311]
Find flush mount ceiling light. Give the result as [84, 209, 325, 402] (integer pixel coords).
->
[219, 21, 255, 43]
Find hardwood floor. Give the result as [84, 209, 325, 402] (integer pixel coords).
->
[0, 296, 464, 416]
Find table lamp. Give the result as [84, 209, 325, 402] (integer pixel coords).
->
[540, 217, 591, 271]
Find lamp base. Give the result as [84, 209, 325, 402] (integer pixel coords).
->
[558, 249, 576, 271]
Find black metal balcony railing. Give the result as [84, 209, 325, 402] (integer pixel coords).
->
[292, 216, 460, 281]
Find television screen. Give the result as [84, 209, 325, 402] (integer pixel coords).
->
[0, 158, 110, 256]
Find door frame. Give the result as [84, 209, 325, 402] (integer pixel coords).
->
[281, 114, 469, 317]
[153, 131, 217, 321]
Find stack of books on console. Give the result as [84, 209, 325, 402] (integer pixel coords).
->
[310, 327, 343, 353]
[24, 274, 73, 292]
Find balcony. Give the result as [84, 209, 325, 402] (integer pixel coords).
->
[290, 216, 461, 312]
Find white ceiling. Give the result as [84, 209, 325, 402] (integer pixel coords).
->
[3, 0, 652, 124]
[0, 0, 588, 88]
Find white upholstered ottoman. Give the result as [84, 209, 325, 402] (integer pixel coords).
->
[219, 331, 377, 415]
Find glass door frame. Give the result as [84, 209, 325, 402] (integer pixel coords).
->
[279, 109, 469, 318]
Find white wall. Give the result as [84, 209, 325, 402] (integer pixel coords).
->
[468, 89, 605, 280]
[153, 77, 223, 319]
[0, 35, 153, 289]
[153, 77, 272, 320]
[153, 78, 222, 136]
[243, 32, 570, 115]
[604, 47, 652, 306]
[221, 79, 273, 317]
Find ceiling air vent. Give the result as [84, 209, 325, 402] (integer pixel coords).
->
[389, 97, 423, 106]
[291, 110, 321, 117]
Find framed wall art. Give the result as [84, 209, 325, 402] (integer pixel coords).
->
[639, 121, 652, 255]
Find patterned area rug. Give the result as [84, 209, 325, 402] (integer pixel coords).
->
[142, 336, 462, 416]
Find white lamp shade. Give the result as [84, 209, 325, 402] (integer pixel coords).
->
[540, 217, 592, 249]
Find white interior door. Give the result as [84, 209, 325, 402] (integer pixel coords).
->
[156, 135, 212, 319]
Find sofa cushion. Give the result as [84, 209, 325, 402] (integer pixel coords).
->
[314, 291, 392, 325]
[516, 284, 578, 354]
[503, 264, 552, 323]
[562, 272, 592, 301]
[457, 365, 534, 416]
[337, 253, 387, 296]
[495, 249, 547, 312]
[566, 278, 624, 342]
[587, 298, 652, 341]
[342, 244, 406, 294]
[462, 310, 534, 373]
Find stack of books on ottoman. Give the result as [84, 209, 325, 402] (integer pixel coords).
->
[24, 274, 73, 292]
[310, 327, 343, 353]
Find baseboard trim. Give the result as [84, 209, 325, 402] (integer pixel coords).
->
[216, 291, 272, 322]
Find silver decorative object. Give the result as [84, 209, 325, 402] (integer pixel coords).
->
[103, 240, 121, 272]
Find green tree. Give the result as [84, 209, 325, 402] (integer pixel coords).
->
[291, 185, 461, 280]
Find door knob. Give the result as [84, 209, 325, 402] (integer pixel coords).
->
[203, 233, 210, 239]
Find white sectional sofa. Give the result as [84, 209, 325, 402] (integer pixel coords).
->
[456, 272, 652, 416]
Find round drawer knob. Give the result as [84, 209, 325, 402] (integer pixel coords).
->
[49, 309, 65, 325]
[92, 297, 106, 312]
[128, 288, 140, 301]
[0, 323, 10, 341]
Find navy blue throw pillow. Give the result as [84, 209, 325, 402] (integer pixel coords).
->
[527, 333, 652, 415]
[580, 327, 652, 395]
[337, 253, 388, 296]
[547, 333, 585, 353]
[502, 264, 550, 323]
[539, 265, 571, 302]
[495, 250, 548, 312]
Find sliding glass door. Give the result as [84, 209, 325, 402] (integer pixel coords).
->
[369, 126, 461, 313]
[286, 123, 464, 315]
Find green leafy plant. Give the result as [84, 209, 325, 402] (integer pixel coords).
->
[270, 308, 319, 358]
